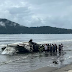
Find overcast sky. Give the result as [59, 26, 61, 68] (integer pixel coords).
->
[0, 0, 72, 29]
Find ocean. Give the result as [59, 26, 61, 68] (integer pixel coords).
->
[0, 34, 72, 72]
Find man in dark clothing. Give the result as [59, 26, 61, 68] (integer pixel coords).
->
[59, 45, 62, 53]
[50, 44, 52, 53]
[29, 39, 40, 52]
[53, 45, 55, 53]
[55, 44, 57, 52]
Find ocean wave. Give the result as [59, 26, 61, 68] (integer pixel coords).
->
[0, 55, 28, 66]
[37, 39, 72, 44]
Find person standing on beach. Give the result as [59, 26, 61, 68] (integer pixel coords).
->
[55, 44, 57, 52]
[47, 44, 50, 52]
[61, 43, 63, 51]
[59, 45, 62, 53]
[44, 44, 48, 53]
[52, 44, 55, 53]
[50, 44, 52, 53]
[39, 45, 44, 52]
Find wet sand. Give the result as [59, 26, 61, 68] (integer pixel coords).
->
[31, 64, 72, 72]
[31, 66, 57, 72]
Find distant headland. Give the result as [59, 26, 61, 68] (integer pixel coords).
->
[0, 18, 72, 34]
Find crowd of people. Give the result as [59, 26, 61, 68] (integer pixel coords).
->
[29, 39, 63, 53]
[39, 43, 63, 53]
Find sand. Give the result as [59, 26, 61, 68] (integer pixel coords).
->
[68, 70, 72, 72]
[31, 66, 57, 72]
[31, 64, 72, 72]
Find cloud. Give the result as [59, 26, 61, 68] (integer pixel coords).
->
[0, 0, 72, 28]
[0, 0, 33, 25]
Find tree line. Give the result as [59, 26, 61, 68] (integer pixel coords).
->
[0, 18, 72, 34]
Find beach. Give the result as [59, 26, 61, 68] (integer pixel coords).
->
[31, 64, 72, 72]
[31, 66, 57, 72]
[0, 34, 72, 72]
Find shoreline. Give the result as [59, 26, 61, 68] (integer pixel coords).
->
[31, 66, 57, 72]
[31, 64, 72, 72]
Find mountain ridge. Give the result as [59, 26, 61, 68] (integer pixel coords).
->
[0, 18, 72, 34]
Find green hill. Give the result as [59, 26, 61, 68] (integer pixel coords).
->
[0, 18, 72, 34]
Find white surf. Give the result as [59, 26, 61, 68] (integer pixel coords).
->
[1, 46, 16, 55]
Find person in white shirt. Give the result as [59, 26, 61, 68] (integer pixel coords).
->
[44, 44, 48, 52]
